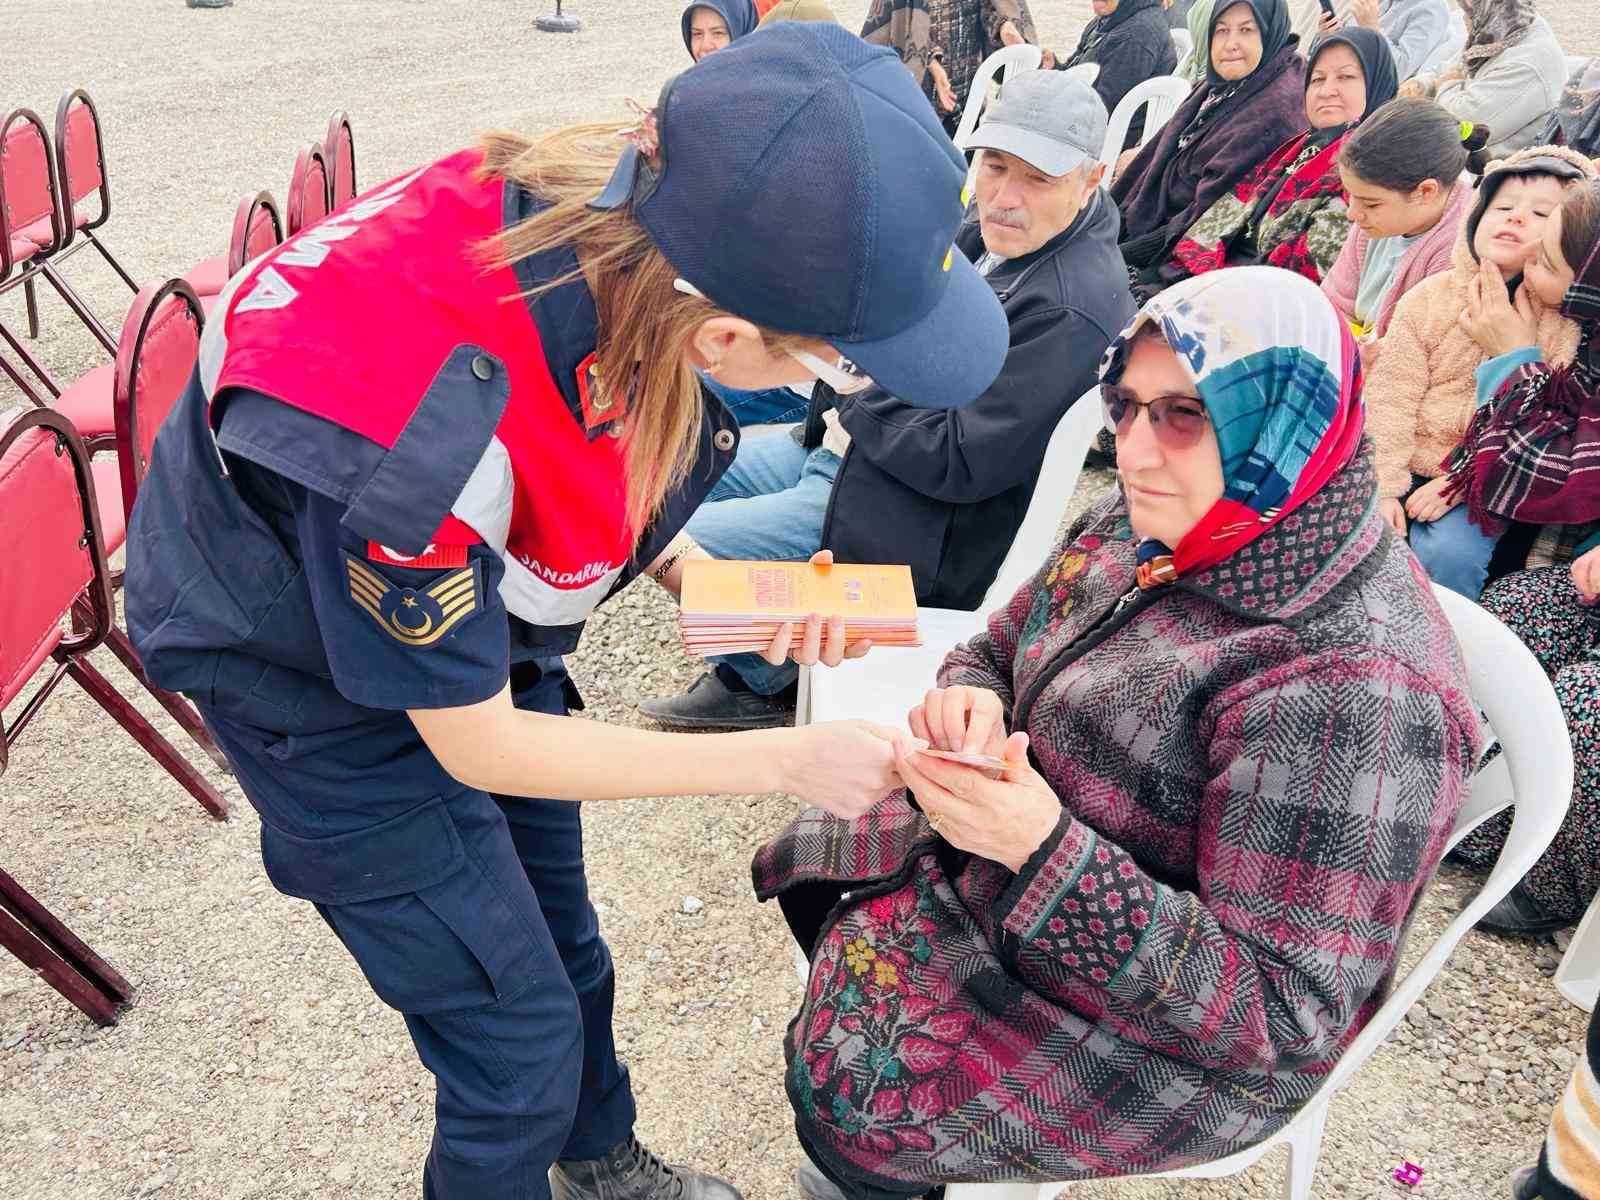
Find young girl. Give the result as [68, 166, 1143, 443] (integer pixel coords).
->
[1362, 143, 1595, 599]
[1445, 182, 1600, 938]
[1322, 97, 1489, 348]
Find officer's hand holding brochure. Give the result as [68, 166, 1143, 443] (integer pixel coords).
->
[678, 560, 920, 657]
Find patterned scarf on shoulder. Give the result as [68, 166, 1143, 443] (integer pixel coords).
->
[1445, 233, 1600, 533]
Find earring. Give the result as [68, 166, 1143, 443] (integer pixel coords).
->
[704, 360, 723, 377]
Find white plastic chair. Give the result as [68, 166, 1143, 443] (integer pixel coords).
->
[927, 584, 1573, 1200]
[1098, 75, 1192, 171]
[953, 44, 1044, 152]
[796, 390, 1104, 727]
[1557, 898, 1600, 1012]
[1171, 27, 1192, 62]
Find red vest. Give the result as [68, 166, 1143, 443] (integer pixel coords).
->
[203, 150, 634, 629]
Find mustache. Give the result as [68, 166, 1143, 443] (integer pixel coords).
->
[979, 204, 1031, 231]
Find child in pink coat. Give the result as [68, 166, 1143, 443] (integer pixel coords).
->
[1322, 98, 1488, 354]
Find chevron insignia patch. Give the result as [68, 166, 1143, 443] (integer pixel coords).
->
[344, 554, 482, 647]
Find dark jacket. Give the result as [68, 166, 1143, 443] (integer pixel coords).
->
[802, 189, 1134, 610]
[1059, 0, 1179, 148]
[1112, 41, 1306, 252]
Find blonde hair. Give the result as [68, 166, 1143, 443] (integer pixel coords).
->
[480, 124, 814, 536]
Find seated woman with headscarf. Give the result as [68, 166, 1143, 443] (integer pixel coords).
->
[1146, 29, 1399, 290]
[1401, 0, 1566, 158]
[1113, 0, 1309, 275]
[681, 0, 758, 61]
[756, 267, 1478, 1200]
[1544, 58, 1600, 160]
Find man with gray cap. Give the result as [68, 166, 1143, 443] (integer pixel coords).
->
[640, 72, 1134, 732]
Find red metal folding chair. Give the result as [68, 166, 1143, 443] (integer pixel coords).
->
[86, 278, 232, 804]
[189, 189, 283, 309]
[0, 107, 70, 404]
[45, 89, 139, 350]
[325, 111, 357, 210]
[285, 141, 331, 236]
[0, 407, 137, 1024]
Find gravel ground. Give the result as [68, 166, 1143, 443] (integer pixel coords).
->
[4, 3, 1600, 1198]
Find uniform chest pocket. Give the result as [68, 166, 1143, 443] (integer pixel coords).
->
[265, 795, 546, 1015]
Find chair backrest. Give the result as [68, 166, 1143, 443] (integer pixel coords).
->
[227, 190, 283, 276]
[955, 44, 1045, 196]
[112, 279, 205, 522]
[285, 142, 331, 236]
[1099, 75, 1192, 171]
[1170, 27, 1192, 61]
[979, 387, 1104, 612]
[0, 408, 113, 730]
[1296, 584, 1571, 1102]
[53, 90, 110, 246]
[0, 108, 64, 282]
[324, 111, 357, 210]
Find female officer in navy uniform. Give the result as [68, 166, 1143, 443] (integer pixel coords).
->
[123, 24, 1007, 1200]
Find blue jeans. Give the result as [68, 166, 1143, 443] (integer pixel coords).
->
[1406, 475, 1500, 600]
[701, 374, 810, 427]
[686, 428, 841, 694]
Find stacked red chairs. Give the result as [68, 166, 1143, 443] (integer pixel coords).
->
[285, 141, 331, 236]
[325, 110, 357, 211]
[0, 407, 136, 1025]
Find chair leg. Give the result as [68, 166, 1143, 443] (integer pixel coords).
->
[37, 262, 117, 355]
[0, 317, 62, 396]
[87, 232, 140, 293]
[61, 652, 228, 820]
[23, 277, 40, 338]
[100, 625, 232, 772]
[1282, 1101, 1328, 1200]
[0, 869, 131, 1026]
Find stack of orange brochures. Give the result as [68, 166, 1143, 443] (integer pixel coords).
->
[679, 560, 921, 656]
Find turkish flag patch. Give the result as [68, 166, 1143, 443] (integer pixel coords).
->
[365, 541, 470, 569]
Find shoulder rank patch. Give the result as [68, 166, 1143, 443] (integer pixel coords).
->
[344, 554, 482, 647]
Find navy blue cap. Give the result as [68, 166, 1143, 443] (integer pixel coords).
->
[590, 22, 1008, 410]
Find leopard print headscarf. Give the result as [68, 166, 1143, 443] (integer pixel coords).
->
[1459, 0, 1539, 78]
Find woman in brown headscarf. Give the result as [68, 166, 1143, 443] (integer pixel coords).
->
[1400, 0, 1566, 157]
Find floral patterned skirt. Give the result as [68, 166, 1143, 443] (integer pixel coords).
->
[786, 855, 1304, 1194]
[1452, 566, 1600, 921]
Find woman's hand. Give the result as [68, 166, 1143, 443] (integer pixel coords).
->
[928, 60, 958, 113]
[1572, 545, 1600, 604]
[762, 550, 874, 667]
[998, 19, 1024, 46]
[1435, 64, 1466, 88]
[776, 721, 919, 818]
[1349, 0, 1380, 29]
[1318, 11, 1341, 37]
[1460, 258, 1540, 359]
[1112, 146, 1140, 183]
[1404, 475, 1460, 524]
[908, 686, 1008, 757]
[895, 732, 1062, 872]
[1380, 496, 1408, 537]
[1040, 48, 1057, 69]
[1397, 78, 1427, 99]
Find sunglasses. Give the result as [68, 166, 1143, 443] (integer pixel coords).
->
[672, 278, 877, 395]
[1102, 387, 1211, 448]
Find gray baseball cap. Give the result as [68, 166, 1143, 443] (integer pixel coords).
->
[960, 72, 1109, 177]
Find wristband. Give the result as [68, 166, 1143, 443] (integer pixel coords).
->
[652, 539, 699, 584]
